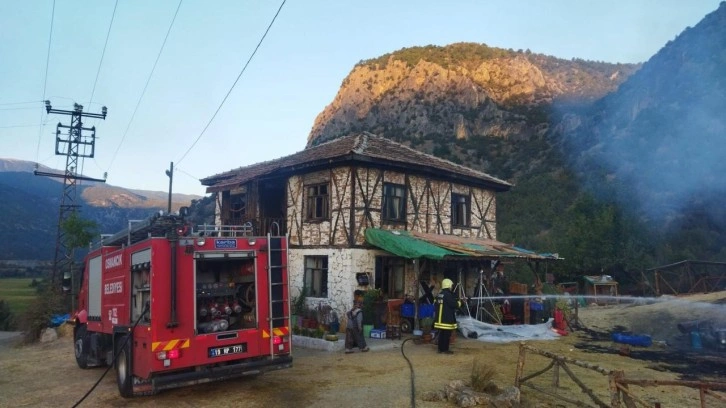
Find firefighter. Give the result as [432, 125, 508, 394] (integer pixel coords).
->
[433, 278, 462, 354]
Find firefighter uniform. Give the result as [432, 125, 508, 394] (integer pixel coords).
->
[433, 278, 461, 354]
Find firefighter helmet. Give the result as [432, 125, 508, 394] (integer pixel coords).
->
[441, 278, 453, 290]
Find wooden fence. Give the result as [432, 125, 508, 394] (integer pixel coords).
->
[515, 343, 726, 407]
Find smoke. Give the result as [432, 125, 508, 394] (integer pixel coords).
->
[556, 4, 726, 228]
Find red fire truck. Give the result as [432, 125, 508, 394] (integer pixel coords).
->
[70, 211, 292, 397]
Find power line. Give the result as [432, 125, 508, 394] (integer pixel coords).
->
[88, 0, 119, 107]
[106, 0, 183, 173]
[0, 120, 51, 129]
[0, 105, 43, 111]
[35, 0, 55, 162]
[175, 0, 287, 166]
[175, 166, 199, 181]
[0, 100, 43, 106]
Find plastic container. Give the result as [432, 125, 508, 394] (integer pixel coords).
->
[690, 331, 703, 349]
[401, 303, 415, 318]
[420, 303, 435, 318]
[612, 332, 652, 347]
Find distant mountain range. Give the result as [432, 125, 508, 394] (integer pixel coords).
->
[307, 3, 726, 284]
[0, 158, 203, 260]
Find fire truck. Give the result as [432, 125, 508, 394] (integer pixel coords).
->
[70, 210, 293, 397]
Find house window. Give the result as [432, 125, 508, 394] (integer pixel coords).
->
[305, 183, 329, 220]
[382, 183, 406, 222]
[304, 256, 328, 297]
[451, 193, 470, 227]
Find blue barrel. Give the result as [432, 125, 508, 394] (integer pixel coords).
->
[420, 303, 435, 318]
[612, 332, 652, 347]
[400, 303, 415, 318]
[690, 331, 703, 349]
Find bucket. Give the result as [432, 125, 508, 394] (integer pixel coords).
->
[363, 324, 373, 338]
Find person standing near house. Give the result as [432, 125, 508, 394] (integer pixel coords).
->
[345, 301, 369, 354]
[433, 278, 462, 354]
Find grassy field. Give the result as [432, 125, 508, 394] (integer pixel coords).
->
[0, 278, 37, 317]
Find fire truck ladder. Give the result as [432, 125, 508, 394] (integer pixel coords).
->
[96, 212, 185, 248]
[267, 223, 290, 357]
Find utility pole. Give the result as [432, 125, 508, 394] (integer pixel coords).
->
[35, 100, 108, 293]
[165, 162, 173, 213]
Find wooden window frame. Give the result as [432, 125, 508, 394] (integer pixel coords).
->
[305, 183, 330, 221]
[381, 182, 406, 223]
[303, 255, 328, 298]
[451, 192, 471, 227]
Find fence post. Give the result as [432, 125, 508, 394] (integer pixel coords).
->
[609, 370, 623, 408]
[515, 342, 527, 387]
[552, 360, 560, 388]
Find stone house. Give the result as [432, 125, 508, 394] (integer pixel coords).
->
[200, 132, 554, 322]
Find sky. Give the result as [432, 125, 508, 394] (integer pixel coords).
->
[0, 0, 722, 196]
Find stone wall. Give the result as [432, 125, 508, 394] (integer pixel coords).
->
[289, 247, 384, 324]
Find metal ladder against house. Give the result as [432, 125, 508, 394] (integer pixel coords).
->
[267, 225, 290, 358]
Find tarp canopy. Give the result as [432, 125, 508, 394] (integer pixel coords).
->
[364, 228, 462, 260]
[364, 228, 561, 261]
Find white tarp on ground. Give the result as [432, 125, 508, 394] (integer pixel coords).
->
[457, 316, 562, 343]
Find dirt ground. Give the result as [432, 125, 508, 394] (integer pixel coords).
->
[1, 292, 725, 408]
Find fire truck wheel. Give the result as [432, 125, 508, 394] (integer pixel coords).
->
[74, 325, 90, 369]
[115, 336, 134, 398]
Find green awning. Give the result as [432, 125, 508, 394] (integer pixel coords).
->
[365, 228, 561, 261]
[364, 228, 462, 260]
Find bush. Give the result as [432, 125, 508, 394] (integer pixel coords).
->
[21, 284, 66, 343]
[362, 289, 383, 325]
[470, 356, 498, 393]
[292, 288, 307, 316]
[0, 300, 16, 331]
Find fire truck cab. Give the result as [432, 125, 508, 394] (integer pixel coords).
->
[71, 211, 292, 397]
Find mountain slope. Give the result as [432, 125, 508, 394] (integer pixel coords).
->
[0, 158, 204, 261]
[560, 3, 726, 222]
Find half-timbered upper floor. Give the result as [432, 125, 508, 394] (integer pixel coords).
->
[200, 132, 512, 248]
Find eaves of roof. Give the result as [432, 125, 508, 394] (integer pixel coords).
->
[201, 133, 513, 193]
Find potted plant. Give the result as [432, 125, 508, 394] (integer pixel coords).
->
[362, 289, 382, 337]
[291, 288, 307, 328]
[420, 317, 434, 343]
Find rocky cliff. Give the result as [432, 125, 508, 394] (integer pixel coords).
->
[308, 43, 639, 146]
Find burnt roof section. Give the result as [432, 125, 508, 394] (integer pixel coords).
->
[201, 132, 513, 193]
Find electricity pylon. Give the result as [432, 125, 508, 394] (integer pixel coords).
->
[35, 100, 108, 292]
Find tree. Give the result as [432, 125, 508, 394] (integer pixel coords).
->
[61, 212, 99, 250]
[22, 213, 98, 342]
[0, 300, 16, 331]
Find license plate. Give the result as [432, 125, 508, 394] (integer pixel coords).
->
[209, 343, 247, 358]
